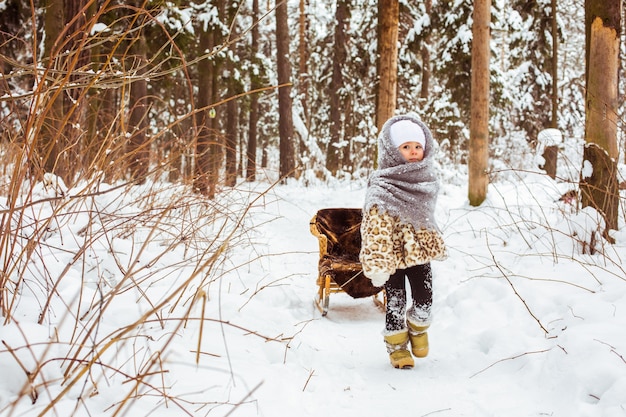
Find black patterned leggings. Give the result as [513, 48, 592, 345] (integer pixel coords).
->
[384, 263, 433, 332]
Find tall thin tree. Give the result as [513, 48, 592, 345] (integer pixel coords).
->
[63, 0, 90, 184]
[551, 0, 558, 127]
[327, 0, 349, 175]
[246, 0, 261, 181]
[127, 26, 150, 184]
[194, 2, 216, 196]
[224, 2, 239, 187]
[468, 0, 491, 206]
[298, 0, 309, 124]
[580, 0, 620, 234]
[539, 0, 560, 180]
[420, 0, 432, 99]
[584, 0, 620, 159]
[40, 0, 65, 179]
[276, 0, 295, 179]
[376, 0, 399, 132]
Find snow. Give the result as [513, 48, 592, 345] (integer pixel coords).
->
[538, 128, 563, 147]
[582, 159, 594, 180]
[1, 168, 625, 417]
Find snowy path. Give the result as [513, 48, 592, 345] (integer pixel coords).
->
[227, 180, 626, 417]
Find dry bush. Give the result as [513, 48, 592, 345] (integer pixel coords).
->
[447, 166, 626, 337]
[0, 4, 282, 416]
[0, 174, 284, 416]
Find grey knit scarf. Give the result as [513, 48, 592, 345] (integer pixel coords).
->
[363, 114, 440, 232]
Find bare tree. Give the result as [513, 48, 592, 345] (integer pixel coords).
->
[224, 1, 239, 187]
[246, 0, 261, 182]
[194, 6, 216, 197]
[276, 0, 295, 179]
[584, 0, 620, 159]
[327, 0, 349, 175]
[420, 0, 432, 99]
[540, 0, 560, 180]
[550, 0, 558, 127]
[298, 0, 310, 123]
[37, 0, 92, 184]
[580, 0, 620, 235]
[40, 0, 65, 179]
[225, 86, 239, 186]
[86, 36, 119, 181]
[468, 0, 491, 206]
[63, 0, 91, 184]
[376, 0, 399, 132]
[127, 32, 150, 184]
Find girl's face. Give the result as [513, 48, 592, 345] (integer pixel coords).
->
[398, 142, 424, 162]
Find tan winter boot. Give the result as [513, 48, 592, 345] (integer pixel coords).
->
[407, 321, 429, 358]
[384, 331, 414, 369]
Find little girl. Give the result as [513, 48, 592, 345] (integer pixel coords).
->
[360, 113, 447, 369]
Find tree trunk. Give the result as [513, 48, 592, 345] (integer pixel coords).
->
[238, 108, 246, 177]
[194, 25, 214, 196]
[39, 0, 90, 184]
[542, 145, 558, 179]
[225, 86, 238, 187]
[298, 0, 309, 123]
[224, 0, 238, 187]
[582, 0, 620, 233]
[63, 0, 90, 184]
[551, 0, 558, 128]
[246, 0, 260, 182]
[376, 0, 399, 132]
[542, 0, 559, 180]
[585, 6, 620, 158]
[276, 0, 295, 180]
[127, 34, 150, 184]
[580, 143, 619, 237]
[87, 87, 118, 178]
[342, 96, 354, 173]
[40, 0, 64, 179]
[468, 0, 491, 207]
[420, 0, 432, 99]
[82, 0, 118, 182]
[327, 0, 349, 175]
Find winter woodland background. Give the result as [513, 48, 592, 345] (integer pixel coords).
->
[1, 0, 626, 416]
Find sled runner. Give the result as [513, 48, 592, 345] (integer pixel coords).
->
[309, 208, 384, 316]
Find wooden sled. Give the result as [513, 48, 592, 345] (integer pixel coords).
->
[309, 208, 384, 316]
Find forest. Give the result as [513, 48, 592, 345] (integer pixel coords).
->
[2, 0, 623, 192]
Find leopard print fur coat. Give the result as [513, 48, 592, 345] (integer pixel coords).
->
[359, 206, 447, 280]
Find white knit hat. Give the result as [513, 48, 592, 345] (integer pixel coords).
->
[389, 119, 426, 148]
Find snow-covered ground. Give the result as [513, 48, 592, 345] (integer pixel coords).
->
[1, 168, 625, 416]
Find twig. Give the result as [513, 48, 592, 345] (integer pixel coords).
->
[223, 380, 264, 417]
[421, 409, 453, 417]
[302, 369, 315, 391]
[196, 289, 207, 365]
[485, 235, 549, 335]
[284, 319, 316, 364]
[2, 341, 38, 403]
[594, 339, 626, 364]
[610, 349, 626, 364]
[470, 349, 551, 378]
